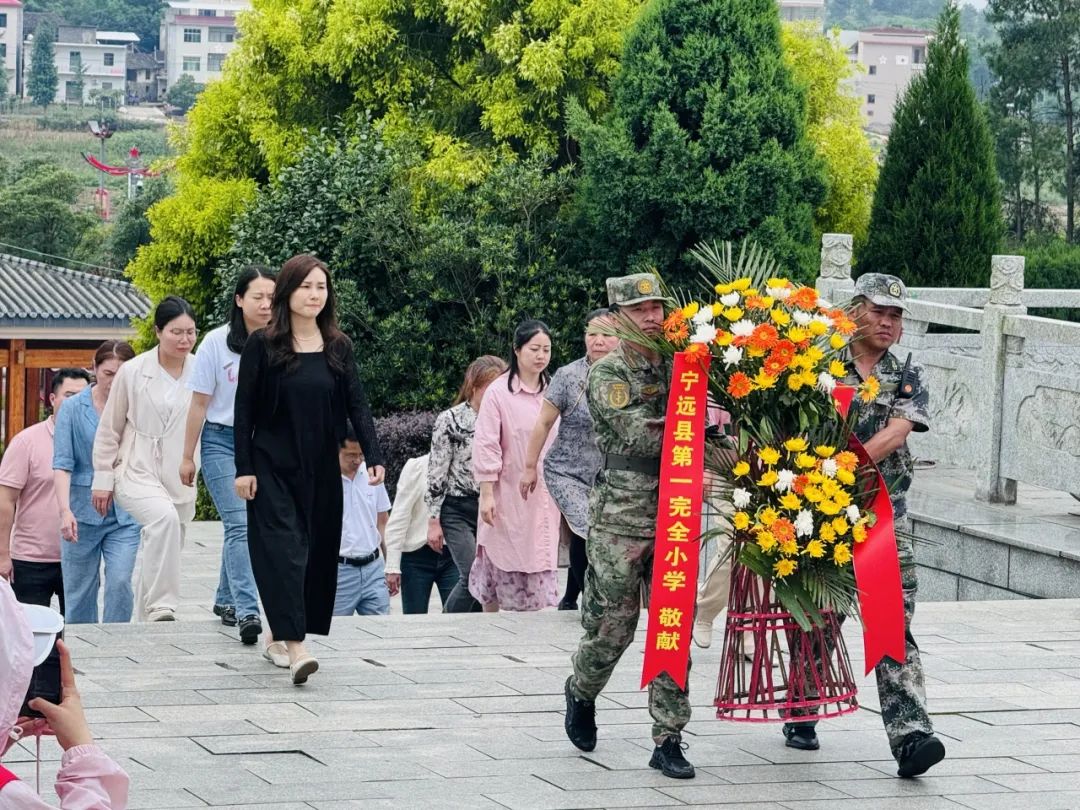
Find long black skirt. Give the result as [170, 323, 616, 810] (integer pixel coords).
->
[247, 447, 343, 640]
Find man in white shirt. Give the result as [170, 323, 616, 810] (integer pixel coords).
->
[333, 428, 392, 616]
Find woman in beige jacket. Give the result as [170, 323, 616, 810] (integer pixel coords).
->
[92, 297, 199, 622]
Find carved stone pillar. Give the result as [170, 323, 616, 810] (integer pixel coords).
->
[815, 233, 855, 305]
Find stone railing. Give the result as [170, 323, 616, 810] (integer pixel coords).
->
[814, 233, 1080, 504]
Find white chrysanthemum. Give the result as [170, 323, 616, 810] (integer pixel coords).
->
[793, 311, 813, 326]
[691, 323, 717, 344]
[733, 488, 752, 509]
[821, 458, 838, 478]
[691, 307, 714, 326]
[812, 313, 832, 326]
[720, 291, 741, 308]
[730, 319, 755, 337]
[817, 372, 837, 393]
[722, 346, 743, 368]
[772, 286, 791, 301]
[846, 504, 861, 523]
[795, 509, 814, 537]
[775, 469, 796, 493]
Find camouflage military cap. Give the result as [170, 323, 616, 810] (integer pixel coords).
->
[854, 273, 908, 311]
[606, 273, 666, 307]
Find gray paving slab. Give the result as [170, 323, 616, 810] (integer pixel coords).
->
[11, 520, 1080, 807]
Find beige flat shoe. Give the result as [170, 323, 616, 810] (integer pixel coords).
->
[290, 654, 319, 685]
[263, 641, 290, 668]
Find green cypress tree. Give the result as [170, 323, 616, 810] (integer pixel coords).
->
[28, 24, 59, 110]
[568, 0, 827, 283]
[859, 1, 1003, 286]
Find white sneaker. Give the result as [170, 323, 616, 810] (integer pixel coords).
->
[147, 608, 176, 622]
[693, 620, 713, 648]
[262, 641, 290, 668]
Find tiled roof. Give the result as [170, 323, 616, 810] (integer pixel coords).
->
[0, 254, 150, 325]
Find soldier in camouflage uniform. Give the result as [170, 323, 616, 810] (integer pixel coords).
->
[563, 273, 696, 779]
[783, 273, 945, 778]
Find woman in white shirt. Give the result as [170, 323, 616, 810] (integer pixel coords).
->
[92, 296, 198, 622]
[180, 265, 275, 647]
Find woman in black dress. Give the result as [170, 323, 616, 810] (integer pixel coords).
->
[234, 254, 384, 685]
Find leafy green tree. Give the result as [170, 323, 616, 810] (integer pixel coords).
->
[0, 66, 9, 110]
[24, 0, 163, 50]
[28, 24, 59, 110]
[569, 0, 826, 283]
[0, 165, 96, 257]
[105, 177, 173, 268]
[860, 1, 1003, 286]
[70, 59, 88, 105]
[988, 0, 1080, 242]
[165, 74, 201, 114]
[782, 22, 878, 250]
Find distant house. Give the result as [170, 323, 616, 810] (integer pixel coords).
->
[159, 0, 249, 94]
[779, 0, 825, 27]
[0, 0, 22, 98]
[0, 253, 149, 443]
[843, 27, 933, 133]
[126, 49, 161, 102]
[23, 24, 139, 104]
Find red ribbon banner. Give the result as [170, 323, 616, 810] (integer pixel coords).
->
[833, 385, 906, 675]
[641, 351, 711, 690]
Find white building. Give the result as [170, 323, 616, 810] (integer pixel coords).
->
[847, 27, 932, 132]
[0, 0, 22, 98]
[23, 25, 134, 103]
[159, 0, 249, 92]
[779, 0, 825, 27]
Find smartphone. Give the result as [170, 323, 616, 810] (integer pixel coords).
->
[20, 634, 62, 719]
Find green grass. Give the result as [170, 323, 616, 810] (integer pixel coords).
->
[0, 111, 171, 211]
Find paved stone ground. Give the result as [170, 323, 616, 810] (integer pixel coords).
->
[9, 522, 1080, 809]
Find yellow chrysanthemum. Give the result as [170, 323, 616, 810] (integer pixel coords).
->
[780, 538, 799, 556]
[787, 373, 805, 392]
[805, 346, 825, 363]
[833, 542, 852, 565]
[770, 308, 792, 327]
[732, 278, 752, 291]
[859, 375, 881, 403]
[784, 437, 808, 453]
[711, 303, 724, 317]
[715, 282, 733, 295]
[779, 492, 802, 511]
[756, 530, 778, 551]
[774, 558, 798, 578]
[818, 499, 842, 516]
[760, 295, 775, 308]
[807, 471, 825, 484]
[852, 521, 868, 544]
[808, 320, 828, 336]
[819, 523, 837, 542]
[733, 511, 751, 530]
[815, 445, 836, 458]
[758, 447, 781, 466]
[795, 452, 817, 470]
[732, 460, 751, 477]
[828, 360, 847, 377]
[821, 479, 841, 497]
[759, 507, 779, 526]
[805, 540, 826, 558]
[681, 302, 700, 319]
[831, 517, 850, 536]
[716, 331, 734, 346]
[803, 485, 825, 503]
[722, 306, 744, 322]
[833, 490, 852, 509]
[747, 345, 767, 358]
[787, 326, 808, 343]
[830, 333, 847, 350]
[798, 370, 817, 387]
[754, 371, 778, 389]
[766, 277, 790, 289]
[836, 468, 856, 486]
[758, 470, 779, 487]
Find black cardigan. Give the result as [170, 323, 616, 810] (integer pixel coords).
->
[233, 331, 385, 477]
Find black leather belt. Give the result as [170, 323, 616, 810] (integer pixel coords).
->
[338, 550, 380, 567]
[602, 453, 660, 476]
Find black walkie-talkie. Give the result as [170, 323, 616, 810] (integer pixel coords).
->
[897, 352, 915, 400]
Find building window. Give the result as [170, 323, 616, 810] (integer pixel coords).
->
[0, 44, 6, 60]
[198, 8, 217, 16]
[208, 27, 235, 43]
[867, 94, 876, 104]
[182, 56, 201, 72]
[207, 53, 225, 71]
[102, 82, 113, 90]
[65, 81, 81, 101]
[868, 65, 876, 76]
[104, 53, 115, 67]
[145, 69, 153, 79]
[0, 14, 7, 28]
[69, 51, 81, 71]
[183, 27, 202, 43]
[913, 46, 925, 64]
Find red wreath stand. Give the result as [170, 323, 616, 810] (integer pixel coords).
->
[713, 535, 858, 722]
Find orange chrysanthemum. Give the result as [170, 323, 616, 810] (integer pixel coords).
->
[663, 311, 690, 343]
[744, 294, 769, 310]
[834, 450, 859, 472]
[748, 323, 779, 353]
[832, 315, 857, 335]
[788, 287, 819, 310]
[728, 372, 753, 399]
[771, 518, 796, 543]
[684, 342, 710, 366]
[763, 356, 788, 377]
[792, 474, 810, 495]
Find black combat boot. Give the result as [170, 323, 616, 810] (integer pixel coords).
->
[649, 734, 695, 779]
[564, 676, 597, 752]
[782, 723, 820, 750]
[896, 732, 945, 777]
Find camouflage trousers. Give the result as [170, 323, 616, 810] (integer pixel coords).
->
[791, 517, 933, 759]
[569, 527, 691, 744]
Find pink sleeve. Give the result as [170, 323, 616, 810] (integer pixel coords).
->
[0, 779, 53, 809]
[53, 745, 129, 809]
[471, 387, 504, 484]
[0, 434, 29, 490]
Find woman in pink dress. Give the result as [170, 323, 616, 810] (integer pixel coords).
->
[470, 320, 561, 612]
